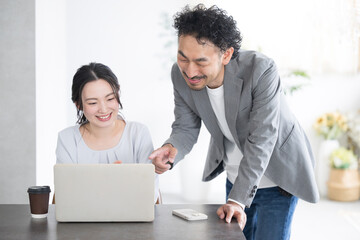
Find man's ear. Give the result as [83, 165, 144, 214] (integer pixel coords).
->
[222, 47, 234, 65]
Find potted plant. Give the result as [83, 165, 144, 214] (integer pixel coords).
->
[346, 110, 360, 157]
[313, 111, 348, 197]
[282, 70, 311, 96]
[327, 147, 360, 201]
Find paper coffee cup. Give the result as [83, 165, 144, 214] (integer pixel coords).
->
[27, 186, 51, 218]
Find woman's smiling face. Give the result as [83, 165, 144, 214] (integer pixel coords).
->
[81, 79, 119, 128]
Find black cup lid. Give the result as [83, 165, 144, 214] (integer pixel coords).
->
[27, 186, 51, 194]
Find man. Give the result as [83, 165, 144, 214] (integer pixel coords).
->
[149, 4, 319, 240]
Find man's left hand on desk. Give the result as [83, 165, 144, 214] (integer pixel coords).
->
[216, 201, 247, 230]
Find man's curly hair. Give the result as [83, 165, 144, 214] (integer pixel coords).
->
[173, 4, 242, 59]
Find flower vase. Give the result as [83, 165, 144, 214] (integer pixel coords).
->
[316, 139, 340, 197]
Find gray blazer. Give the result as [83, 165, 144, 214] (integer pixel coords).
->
[165, 50, 319, 207]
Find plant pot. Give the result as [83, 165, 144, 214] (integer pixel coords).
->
[327, 169, 360, 202]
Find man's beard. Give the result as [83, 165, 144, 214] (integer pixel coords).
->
[183, 72, 207, 91]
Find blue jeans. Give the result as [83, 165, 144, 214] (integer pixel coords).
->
[226, 179, 298, 240]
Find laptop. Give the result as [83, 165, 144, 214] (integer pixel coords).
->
[54, 164, 155, 222]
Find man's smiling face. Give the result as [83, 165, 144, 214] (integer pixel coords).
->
[177, 35, 229, 91]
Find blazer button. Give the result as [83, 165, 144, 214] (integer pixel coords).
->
[251, 189, 256, 193]
[249, 194, 254, 198]
[253, 185, 258, 189]
[215, 159, 219, 164]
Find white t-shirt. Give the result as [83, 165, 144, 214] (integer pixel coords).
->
[206, 85, 276, 189]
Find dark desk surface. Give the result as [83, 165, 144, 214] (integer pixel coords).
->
[0, 204, 245, 240]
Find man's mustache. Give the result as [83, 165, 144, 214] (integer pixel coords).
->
[183, 72, 206, 80]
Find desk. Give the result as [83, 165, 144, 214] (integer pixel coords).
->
[0, 204, 245, 240]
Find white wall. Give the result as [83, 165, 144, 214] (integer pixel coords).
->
[36, 0, 68, 199]
[36, 0, 360, 204]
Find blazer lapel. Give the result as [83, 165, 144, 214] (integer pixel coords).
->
[191, 88, 224, 150]
[224, 63, 243, 146]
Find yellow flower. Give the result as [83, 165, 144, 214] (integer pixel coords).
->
[314, 111, 348, 140]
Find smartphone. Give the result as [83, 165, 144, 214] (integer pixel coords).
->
[172, 209, 208, 221]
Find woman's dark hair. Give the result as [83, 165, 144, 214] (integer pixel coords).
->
[71, 62, 122, 124]
[173, 4, 242, 59]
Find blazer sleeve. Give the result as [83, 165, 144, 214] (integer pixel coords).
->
[228, 58, 281, 207]
[164, 64, 202, 166]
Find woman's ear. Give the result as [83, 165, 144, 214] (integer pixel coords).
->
[222, 47, 234, 65]
[75, 102, 80, 110]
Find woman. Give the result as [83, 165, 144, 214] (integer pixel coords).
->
[56, 62, 159, 202]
